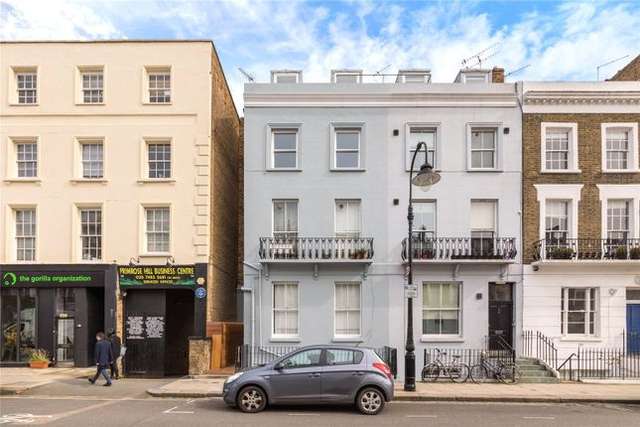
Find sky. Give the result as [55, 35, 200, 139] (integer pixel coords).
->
[1, 0, 639, 112]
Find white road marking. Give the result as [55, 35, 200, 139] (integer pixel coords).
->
[162, 406, 194, 414]
[0, 414, 53, 425]
[406, 414, 438, 418]
[522, 416, 556, 420]
[287, 413, 320, 416]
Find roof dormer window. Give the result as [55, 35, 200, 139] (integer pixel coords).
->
[396, 69, 431, 84]
[331, 70, 362, 84]
[271, 70, 302, 84]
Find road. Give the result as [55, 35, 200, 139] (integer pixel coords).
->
[0, 379, 639, 426]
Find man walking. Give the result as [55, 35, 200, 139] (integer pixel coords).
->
[89, 332, 113, 386]
[108, 329, 122, 380]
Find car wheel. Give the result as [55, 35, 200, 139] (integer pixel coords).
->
[356, 387, 385, 415]
[236, 386, 267, 413]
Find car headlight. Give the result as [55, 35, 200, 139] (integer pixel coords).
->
[226, 372, 244, 383]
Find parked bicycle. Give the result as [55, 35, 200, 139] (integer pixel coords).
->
[421, 349, 470, 383]
[469, 351, 521, 384]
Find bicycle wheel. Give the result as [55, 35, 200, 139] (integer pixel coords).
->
[469, 364, 488, 383]
[500, 365, 521, 384]
[421, 362, 440, 382]
[448, 363, 470, 383]
[495, 365, 510, 384]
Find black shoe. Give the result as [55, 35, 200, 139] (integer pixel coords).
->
[103, 383, 112, 387]
[88, 379, 95, 384]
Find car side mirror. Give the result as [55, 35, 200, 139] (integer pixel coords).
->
[274, 363, 283, 370]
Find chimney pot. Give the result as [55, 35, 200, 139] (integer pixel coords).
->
[491, 67, 505, 83]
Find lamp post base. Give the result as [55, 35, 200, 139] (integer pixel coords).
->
[404, 350, 416, 391]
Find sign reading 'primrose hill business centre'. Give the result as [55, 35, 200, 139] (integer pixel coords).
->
[118, 265, 196, 287]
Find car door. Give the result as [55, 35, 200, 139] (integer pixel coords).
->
[267, 348, 324, 403]
[321, 348, 365, 402]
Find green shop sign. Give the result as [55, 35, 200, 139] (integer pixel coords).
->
[118, 265, 196, 287]
[1, 271, 104, 287]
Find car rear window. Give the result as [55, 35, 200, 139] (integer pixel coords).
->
[326, 349, 363, 366]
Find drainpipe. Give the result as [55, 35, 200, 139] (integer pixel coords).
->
[243, 261, 262, 348]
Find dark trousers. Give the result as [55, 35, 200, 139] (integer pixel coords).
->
[110, 358, 120, 379]
[92, 365, 112, 384]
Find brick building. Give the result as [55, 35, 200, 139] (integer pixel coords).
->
[609, 54, 640, 81]
[520, 81, 640, 358]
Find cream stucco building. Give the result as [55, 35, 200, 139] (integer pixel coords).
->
[0, 41, 241, 376]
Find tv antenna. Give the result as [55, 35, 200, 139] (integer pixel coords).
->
[461, 42, 501, 69]
[375, 64, 392, 82]
[505, 64, 531, 78]
[238, 67, 255, 82]
[596, 55, 629, 80]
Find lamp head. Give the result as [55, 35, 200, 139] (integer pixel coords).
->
[411, 163, 441, 191]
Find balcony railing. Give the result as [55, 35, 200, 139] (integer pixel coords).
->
[533, 238, 640, 261]
[401, 234, 517, 262]
[259, 237, 374, 262]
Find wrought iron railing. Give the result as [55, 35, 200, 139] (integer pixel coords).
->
[522, 330, 558, 371]
[423, 347, 515, 372]
[533, 238, 640, 261]
[235, 344, 398, 378]
[401, 235, 517, 261]
[259, 237, 374, 261]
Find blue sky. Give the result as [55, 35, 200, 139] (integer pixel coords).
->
[2, 0, 639, 110]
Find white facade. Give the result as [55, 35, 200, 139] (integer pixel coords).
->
[0, 41, 213, 265]
[243, 78, 523, 377]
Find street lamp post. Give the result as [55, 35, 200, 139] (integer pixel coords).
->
[405, 141, 441, 392]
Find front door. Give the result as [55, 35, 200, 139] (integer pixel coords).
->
[56, 317, 75, 364]
[268, 348, 323, 403]
[488, 283, 513, 350]
[627, 304, 640, 354]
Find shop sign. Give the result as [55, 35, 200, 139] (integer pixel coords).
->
[126, 315, 165, 340]
[118, 265, 196, 287]
[1, 270, 103, 287]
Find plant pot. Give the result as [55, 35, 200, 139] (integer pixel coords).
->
[29, 360, 49, 369]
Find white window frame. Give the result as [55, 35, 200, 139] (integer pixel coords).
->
[470, 200, 497, 255]
[467, 124, 502, 171]
[271, 70, 302, 83]
[421, 282, 462, 338]
[541, 123, 580, 173]
[601, 123, 639, 172]
[12, 206, 38, 262]
[597, 185, 640, 240]
[267, 125, 300, 171]
[10, 67, 38, 105]
[412, 200, 437, 237]
[461, 72, 490, 83]
[333, 282, 362, 339]
[561, 287, 599, 337]
[331, 70, 363, 83]
[12, 138, 39, 179]
[139, 138, 174, 181]
[332, 126, 362, 170]
[535, 184, 583, 241]
[74, 204, 104, 262]
[272, 282, 300, 340]
[272, 199, 298, 239]
[143, 66, 172, 104]
[544, 200, 570, 242]
[405, 123, 440, 171]
[397, 72, 431, 83]
[76, 66, 105, 105]
[73, 137, 105, 181]
[140, 204, 172, 256]
[334, 199, 362, 238]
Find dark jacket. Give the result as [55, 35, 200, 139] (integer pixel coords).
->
[94, 339, 113, 366]
[110, 335, 122, 359]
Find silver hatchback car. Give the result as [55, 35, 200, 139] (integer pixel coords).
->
[223, 345, 394, 415]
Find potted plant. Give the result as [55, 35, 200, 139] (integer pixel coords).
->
[614, 246, 628, 260]
[28, 349, 50, 369]
[629, 247, 640, 260]
[548, 247, 574, 260]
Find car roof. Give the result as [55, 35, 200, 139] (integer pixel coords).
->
[295, 344, 373, 351]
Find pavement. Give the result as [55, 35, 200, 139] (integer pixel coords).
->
[147, 377, 640, 404]
[0, 367, 95, 395]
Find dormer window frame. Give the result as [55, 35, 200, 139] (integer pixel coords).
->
[271, 70, 302, 84]
[331, 70, 363, 84]
[396, 70, 432, 84]
[461, 71, 490, 84]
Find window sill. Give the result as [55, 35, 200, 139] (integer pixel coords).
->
[266, 168, 303, 172]
[559, 337, 601, 343]
[330, 168, 366, 172]
[540, 169, 582, 174]
[8, 103, 39, 107]
[3, 178, 41, 183]
[332, 336, 363, 343]
[75, 102, 106, 106]
[139, 253, 172, 258]
[466, 169, 502, 173]
[70, 179, 108, 184]
[420, 336, 464, 343]
[270, 337, 301, 343]
[602, 169, 640, 174]
[143, 102, 173, 106]
[137, 178, 176, 184]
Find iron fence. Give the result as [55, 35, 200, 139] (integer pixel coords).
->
[401, 235, 517, 261]
[235, 344, 398, 378]
[522, 330, 558, 370]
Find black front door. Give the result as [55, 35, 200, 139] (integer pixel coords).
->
[488, 283, 513, 350]
[124, 290, 166, 377]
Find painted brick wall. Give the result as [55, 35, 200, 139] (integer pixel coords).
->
[208, 47, 242, 322]
[522, 113, 640, 263]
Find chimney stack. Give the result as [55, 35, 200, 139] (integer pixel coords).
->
[491, 67, 505, 83]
